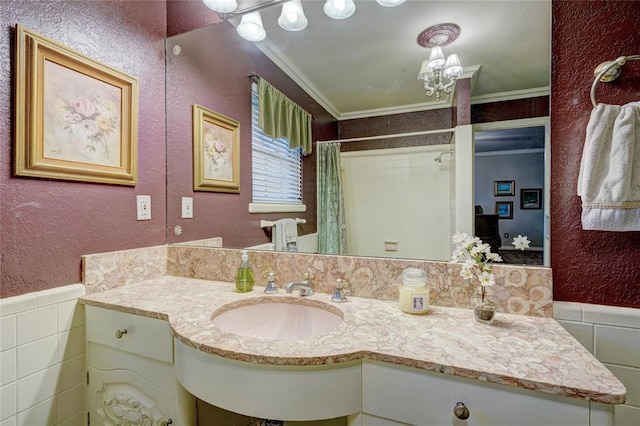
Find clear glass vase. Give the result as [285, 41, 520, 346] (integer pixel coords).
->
[472, 297, 497, 324]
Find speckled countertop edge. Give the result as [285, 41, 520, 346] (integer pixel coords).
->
[79, 276, 626, 405]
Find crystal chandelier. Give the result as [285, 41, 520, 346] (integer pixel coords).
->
[416, 24, 463, 101]
[202, 0, 406, 42]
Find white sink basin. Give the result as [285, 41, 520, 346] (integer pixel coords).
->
[211, 298, 343, 339]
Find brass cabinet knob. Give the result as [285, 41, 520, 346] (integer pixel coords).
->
[454, 401, 470, 420]
[115, 329, 128, 339]
[160, 419, 173, 426]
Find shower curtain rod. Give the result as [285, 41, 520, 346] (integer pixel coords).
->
[317, 128, 455, 144]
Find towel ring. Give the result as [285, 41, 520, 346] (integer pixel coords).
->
[590, 55, 640, 108]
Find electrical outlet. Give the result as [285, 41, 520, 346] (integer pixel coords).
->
[384, 241, 398, 252]
[137, 195, 151, 220]
[182, 197, 193, 219]
[504, 232, 509, 239]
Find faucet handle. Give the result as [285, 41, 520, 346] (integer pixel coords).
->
[331, 279, 348, 303]
[264, 272, 278, 294]
[303, 272, 311, 281]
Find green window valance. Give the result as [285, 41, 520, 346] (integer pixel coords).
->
[258, 78, 312, 156]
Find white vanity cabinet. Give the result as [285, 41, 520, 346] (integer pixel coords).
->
[359, 360, 607, 426]
[85, 305, 195, 426]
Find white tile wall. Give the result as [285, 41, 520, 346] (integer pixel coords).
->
[555, 301, 640, 426]
[340, 145, 453, 261]
[0, 284, 86, 426]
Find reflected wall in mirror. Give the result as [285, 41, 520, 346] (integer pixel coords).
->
[165, 0, 551, 265]
[474, 118, 549, 266]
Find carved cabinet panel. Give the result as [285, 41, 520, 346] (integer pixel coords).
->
[88, 367, 175, 426]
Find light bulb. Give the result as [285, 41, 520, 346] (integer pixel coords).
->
[376, 0, 405, 7]
[202, 0, 237, 14]
[278, 0, 308, 31]
[237, 12, 266, 42]
[324, 0, 356, 19]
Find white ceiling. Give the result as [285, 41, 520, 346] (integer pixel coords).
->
[228, 0, 551, 120]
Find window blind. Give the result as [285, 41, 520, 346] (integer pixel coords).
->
[251, 84, 303, 204]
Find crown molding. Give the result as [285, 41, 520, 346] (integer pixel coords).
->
[471, 87, 550, 105]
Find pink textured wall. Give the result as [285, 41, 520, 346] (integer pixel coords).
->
[337, 108, 453, 152]
[166, 0, 222, 37]
[551, 1, 640, 308]
[165, 21, 336, 248]
[1, 1, 167, 297]
[472, 97, 550, 124]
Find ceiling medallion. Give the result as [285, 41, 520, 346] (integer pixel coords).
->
[417, 23, 461, 48]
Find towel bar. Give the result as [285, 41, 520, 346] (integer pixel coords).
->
[590, 55, 640, 108]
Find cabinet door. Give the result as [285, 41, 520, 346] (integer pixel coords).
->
[362, 360, 591, 426]
[88, 366, 177, 426]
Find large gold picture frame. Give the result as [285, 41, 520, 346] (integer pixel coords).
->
[14, 25, 138, 185]
[193, 104, 240, 193]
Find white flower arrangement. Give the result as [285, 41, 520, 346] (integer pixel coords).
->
[451, 232, 502, 303]
[452, 233, 532, 303]
[512, 234, 531, 251]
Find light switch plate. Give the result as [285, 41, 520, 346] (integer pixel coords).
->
[137, 195, 151, 220]
[182, 197, 193, 219]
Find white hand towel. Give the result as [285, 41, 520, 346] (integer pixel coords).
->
[577, 101, 640, 231]
[272, 218, 298, 251]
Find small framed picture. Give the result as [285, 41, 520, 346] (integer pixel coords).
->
[192, 104, 240, 193]
[494, 180, 515, 196]
[495, 201, 513, 219]
[521, 188, 542, 209]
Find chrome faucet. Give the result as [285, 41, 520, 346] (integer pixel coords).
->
[285, 273, 314, 296]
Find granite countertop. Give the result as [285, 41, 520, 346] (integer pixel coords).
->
[79, 276, 626, 405]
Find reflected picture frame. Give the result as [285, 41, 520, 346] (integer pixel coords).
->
[521, 188, 542, 210]
[494, 180, 515, 196]
[14, 25, 138, 185]
[193, 104, 240, 193]
[495, 201, 513, 219]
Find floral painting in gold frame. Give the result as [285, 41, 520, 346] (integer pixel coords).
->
[14, 25, 138, 185]
[193, 104, 240, 193]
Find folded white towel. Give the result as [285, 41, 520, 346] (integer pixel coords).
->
[577, 101, 640, 231]
[272, 218, 298, 251]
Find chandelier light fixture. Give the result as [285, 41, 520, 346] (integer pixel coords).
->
[417, 23, 464, 101]
[202, 0, 405, 42]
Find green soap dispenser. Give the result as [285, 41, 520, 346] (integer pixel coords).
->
[235, 250, 255, 293]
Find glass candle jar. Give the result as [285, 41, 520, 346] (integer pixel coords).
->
[398, 268, 429, 314]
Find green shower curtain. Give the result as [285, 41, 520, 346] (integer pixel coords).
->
[318, 142, 347, 254]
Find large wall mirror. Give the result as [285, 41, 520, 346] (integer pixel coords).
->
[165, 0, 551, 266]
